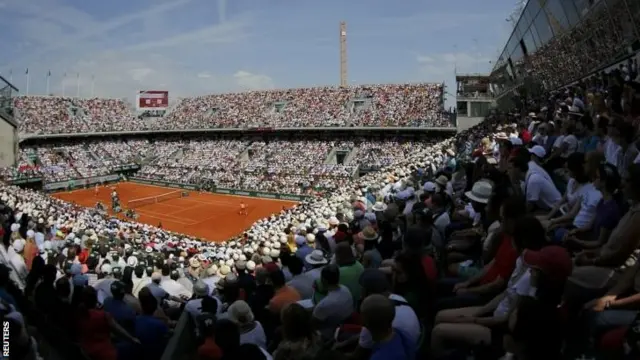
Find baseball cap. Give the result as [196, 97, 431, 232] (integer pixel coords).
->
[423, 181, 436, 192]
[509, 137, 523, 146]
[528, 145, 547, 158]
[359, 269, 390, 295]
[523, 246, 572, 283]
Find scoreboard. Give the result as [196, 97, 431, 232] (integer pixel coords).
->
[137, 90, 168, 110]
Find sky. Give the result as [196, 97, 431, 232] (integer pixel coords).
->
[0, 0, 517, 109]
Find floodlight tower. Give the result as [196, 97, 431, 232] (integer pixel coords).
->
[340, 21, 348, 87]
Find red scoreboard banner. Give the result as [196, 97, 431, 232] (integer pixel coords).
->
[137, 90, 169, 109]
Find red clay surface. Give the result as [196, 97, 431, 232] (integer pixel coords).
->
[52, 182, 298, 242]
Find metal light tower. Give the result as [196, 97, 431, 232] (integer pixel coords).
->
[340, 21, 348, 87]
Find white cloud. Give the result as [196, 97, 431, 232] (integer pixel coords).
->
[416, 55, 435, 64]
[233, 71, 275, 90]
[128, 68, 154, 82]
[218, 0, 227, 23]
[0, 0, 261, 101]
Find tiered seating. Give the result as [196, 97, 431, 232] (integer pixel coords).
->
[14, 83, 449, 134]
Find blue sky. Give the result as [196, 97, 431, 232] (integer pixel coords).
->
[0, 0, 515, 108]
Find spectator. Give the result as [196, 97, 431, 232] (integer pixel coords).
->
[273, 303, 321, 360]
[227, 300, 267, 350]
[311, 264, 353, 340]
[360, 294, 416, 360]
[76, 286, 139, 360]
[267, 269, 300, 315]
[134, 289, 170, 360]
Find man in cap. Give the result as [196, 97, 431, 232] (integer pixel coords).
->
[92, 263, 116, 304]
[185, 281, 221, 324]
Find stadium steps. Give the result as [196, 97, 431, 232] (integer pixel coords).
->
[324, 148, 339, 164]
[351, 165, 361, 178]
[171, 148, 185, 160]
[146, 147, 183, 165]
[84, 144, 109, 165]
[343, 146, 359, 165]
[238, 146, 251, 164]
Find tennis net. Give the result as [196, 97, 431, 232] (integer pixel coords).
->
[127, 190, 184, 209]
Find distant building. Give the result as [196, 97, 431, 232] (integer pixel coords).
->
[0, 75, 18, 168]
[490, 0, 640, 102]
[455, 74, 493, 131]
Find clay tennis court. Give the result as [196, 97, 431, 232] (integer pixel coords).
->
[52, 182, 298, 242]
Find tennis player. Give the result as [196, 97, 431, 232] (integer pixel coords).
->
[94, 184, 99, 196]
[239, 201, 248, 215]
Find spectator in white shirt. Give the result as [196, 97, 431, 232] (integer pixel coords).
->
[511, 148, 561, 213]
[545, 153, 603, 243]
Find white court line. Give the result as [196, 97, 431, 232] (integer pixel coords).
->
[136, 207, 198, 225]
[178, 197, 236, 207]
[150, 202, 186, 210]
[165, 203, 209, 216]
[131, 210, 197, 226]
[191, 204, 255, 226]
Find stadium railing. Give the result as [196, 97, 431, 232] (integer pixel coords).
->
[19, 126, 458, 140]
[161, 311, 197, 360]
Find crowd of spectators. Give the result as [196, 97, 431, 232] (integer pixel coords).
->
[4, 66, 640, 360]
[7, 80, 640, 360]
[14, 84, 450, 135]
[492, 0, 638, 96]
[3, 137, 451, 196]
[6, 12, 640, 355]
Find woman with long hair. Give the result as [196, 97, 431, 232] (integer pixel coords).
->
[393, 248, 434, 320]
[273, 303, 321, 360]
[24, 256, 45, 300]
[75, 286, 139, 360]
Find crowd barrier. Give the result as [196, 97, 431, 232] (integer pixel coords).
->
[7, 177, 43, 185]
[45, 174, 121, 191]
[129, 177, 310, 202]
[19, 126, 458, 140]
[111, 164, 140, 172]
[160, 312, 196, 360]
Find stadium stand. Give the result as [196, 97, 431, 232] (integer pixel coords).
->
[4, 1, 640, 359]
[14, 83, 449, 135]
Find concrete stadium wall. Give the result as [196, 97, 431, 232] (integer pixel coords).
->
[456, 117, 485, 132]
[0, 115, 17, 167]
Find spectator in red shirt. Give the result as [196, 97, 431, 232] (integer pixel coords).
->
[198, 318, 240, 360]
[435, 196, 526, 312]
[520, 122, 532, 144]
